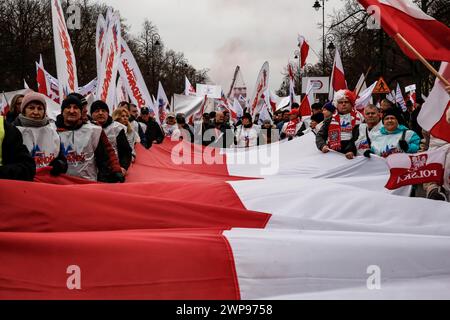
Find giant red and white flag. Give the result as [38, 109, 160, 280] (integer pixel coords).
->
[385, 148, 446, 190]
[118, 40, 156, 115]
[297, 35, 310, 69]
[249, 61, 270, 116]
[51, 0, 78, 99]
[96, 11, 121, 112]
[358, 0, 450, 62]
[328, 48, 347, 101]
[418, 62, 450, 143]
[3, 134, 450, 299]
[185, 76, 196, 96]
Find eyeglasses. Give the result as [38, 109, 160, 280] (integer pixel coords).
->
[337, 100, 350, 104]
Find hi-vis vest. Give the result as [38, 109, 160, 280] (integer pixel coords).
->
[103, 121, 127, 158]
[58, 123, 102, 181]
[371, 129, 416, 158]
[17, 123, 61, 168]
[0, 117, 4, 166]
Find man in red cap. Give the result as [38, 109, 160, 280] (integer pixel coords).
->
[316, 89, 362, 159]
[280, 108, 306, 140]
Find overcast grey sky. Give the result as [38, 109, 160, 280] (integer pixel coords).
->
[104, 0, 346, 92]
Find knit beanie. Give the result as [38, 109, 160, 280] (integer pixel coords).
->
[90, 100, 109, 115]
[20, 92, 47, 114]
[61, 96, 82, 112]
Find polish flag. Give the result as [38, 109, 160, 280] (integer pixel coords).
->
[185, 76, 196, 96]
[418, 62, 450, 143]
[3, 135, 450, 299]
[358, 0, 450, 62]
[329, 48, 347, 101]
[297, 35, 310, 69]
[385, 148, 446, 190]
[36, 55, 48, 96]
[299, 80, 314, 117]
[355, 81, 377, 110]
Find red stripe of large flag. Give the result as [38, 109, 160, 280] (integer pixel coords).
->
[417, 62, 450, 143]
[358, 0, 450, 62]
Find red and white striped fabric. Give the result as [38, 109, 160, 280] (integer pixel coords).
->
[418, 62, 450, 143]
[2, 134, 450, 299]
[329, 48, 347, 101]
[358, 0, 450, 62]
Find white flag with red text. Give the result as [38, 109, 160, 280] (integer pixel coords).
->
[385, 148, 446, 190]
[249, 62, 270, 116]
[51, 0, 78, 99]
[96, 11, 121, 112]
[185, 77, 196, 96]
[118, 40, 156, 115]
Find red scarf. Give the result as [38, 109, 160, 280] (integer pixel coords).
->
[327, 111, 360, 151]
[285, 118, 300, 137]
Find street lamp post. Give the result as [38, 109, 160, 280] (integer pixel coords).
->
[313, 0, 326, 75]
[151, 33, 161, 92]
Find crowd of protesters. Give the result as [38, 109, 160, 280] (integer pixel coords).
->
[1, 86, 449, 202]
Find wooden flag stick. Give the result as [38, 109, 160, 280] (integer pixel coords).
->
[395, 33, 450, 87]
[355, 66, 373, 97]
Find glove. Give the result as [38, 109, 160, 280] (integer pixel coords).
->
[363, 150, 372, 158]
[50, 159, 68, 176]
[113, 172, 125, 183]
[399, 139, 409, 152]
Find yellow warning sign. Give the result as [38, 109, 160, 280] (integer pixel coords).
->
[373, 77, 391, 94]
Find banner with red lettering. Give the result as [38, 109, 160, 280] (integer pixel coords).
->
[118, 40, 156, 115]
[96, 11, 121, 111]
[249, 61, 269, 116]
[95, 14, 107, 80]
[385, 148, 446, 190]
[51, 0, 78, 99]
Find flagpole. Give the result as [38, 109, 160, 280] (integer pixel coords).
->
[355, 66, 372, 97]
[395, 33, 450, 87]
